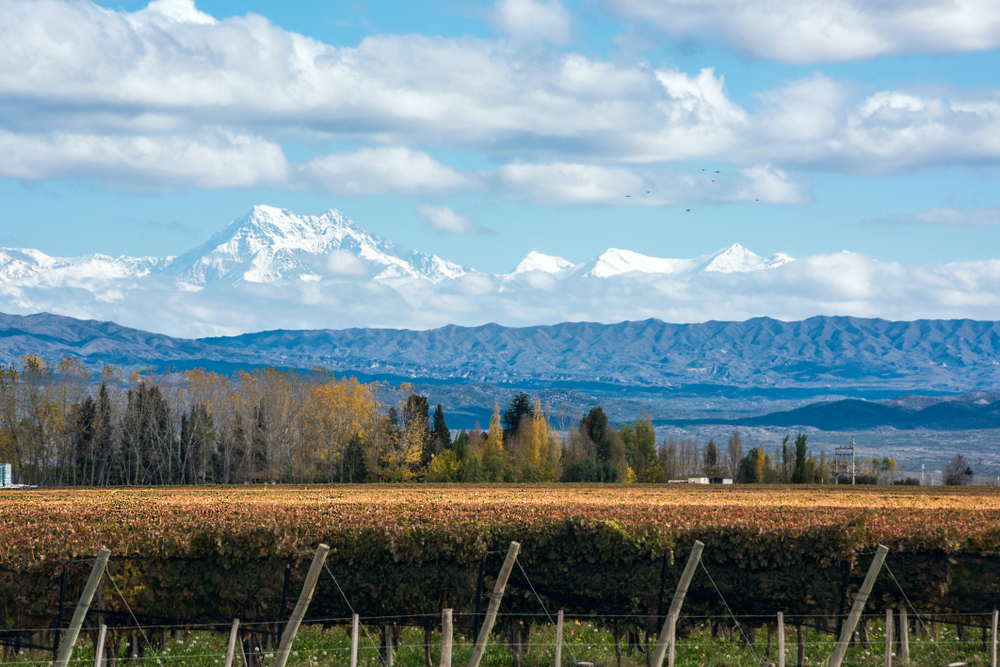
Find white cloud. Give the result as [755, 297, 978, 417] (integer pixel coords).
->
[301, 148, 472, 196]
[913, 207, 1000, 227]
[496, 162, 647, 205]
[9, 247, 1000, 335]
[491, 0, 572, 45]
[416, 205, 487, 235]
[0, 0, 999, 197]
[606, 0, 1000, 63]
[726, 165, 810, 205]
[0, 129, 289, 188]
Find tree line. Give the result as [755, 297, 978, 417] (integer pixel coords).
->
[0, 355, 890, 486]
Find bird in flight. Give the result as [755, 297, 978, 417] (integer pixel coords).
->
[686, 209, 691, 212]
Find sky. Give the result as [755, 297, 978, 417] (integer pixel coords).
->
[1, 0, 1000, 276]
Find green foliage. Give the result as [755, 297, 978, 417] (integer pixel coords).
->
[501, 392, 533, 443]
[561, 457, 620, 482]
[580, 406, 610, 462]
[791, 432, 808, 484]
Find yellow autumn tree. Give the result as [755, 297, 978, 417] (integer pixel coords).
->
[483, 401, 503, 457]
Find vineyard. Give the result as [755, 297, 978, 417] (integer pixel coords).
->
[2, 485, 1000, 665]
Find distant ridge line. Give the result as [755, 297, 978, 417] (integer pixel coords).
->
[2, 311, 1000, 393]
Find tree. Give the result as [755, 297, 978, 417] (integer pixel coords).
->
[628, 411, 660, 482]
[431, 404, 452, 453]
[703, 439, 720, 477]
[502, 392, 533, 443]
[791, 433, 808, 484]
[736, 446, 768, 484]
[945, 454, 974, 485]
[453, 429, 468, 460]
[726, 430, 743, 478]
[580, 406, 610, 461]
[402, 393, 432, 471]
[659, 436, 680, 480]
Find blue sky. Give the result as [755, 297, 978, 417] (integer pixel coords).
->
[2, 0, 1000, 276]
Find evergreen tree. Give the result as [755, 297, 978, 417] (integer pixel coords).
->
[502, 392, 533, 443]
[792, 433, 808, 483]
[72, 396, 96, 486]
[580, 406, 610, 461]
[432, 403, 452, 452]
[453, 429, 468, 460]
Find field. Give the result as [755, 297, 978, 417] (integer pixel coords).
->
[2, 485, 999, 665]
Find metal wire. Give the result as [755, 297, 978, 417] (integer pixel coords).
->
[323, 562, 389, 667]
[699, 560, 762, 664]
[515, 558, 581, 666]
[103, 569, 164, 666]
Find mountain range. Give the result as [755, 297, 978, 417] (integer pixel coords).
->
[665, 392, 1000, 430]
[3, 310, 1000, 394]
[3, 203, 961, 337]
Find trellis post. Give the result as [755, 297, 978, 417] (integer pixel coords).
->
[467, 541, 521, 667]
[778, 612, 785, 667]
[224, 619, 240, 667]
[350, 614, 359, 667]
[555, 609, 564, 667]
[441, 609, 453, 667]
[828, 545, 888, 667]
[651, 541, 704, 667]
[884, 609, 893, 667]
[991, 608, 998, 667]
[93, 624, 107, 667]
[899, 606, 910, 664]
[274, 544, 330, 667]
[55, 547, 111, 667]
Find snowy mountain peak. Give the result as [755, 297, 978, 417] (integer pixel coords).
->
[166, 206, 465, 285]
[513, 251, 576, 274]
[584, 248, 694, 278]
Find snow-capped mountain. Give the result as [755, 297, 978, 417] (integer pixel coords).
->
[16, 203, 987, 338]
[165, 205, 466, 285]
[508, 243, 792, 279]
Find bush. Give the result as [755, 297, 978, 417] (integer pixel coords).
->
[893, 477, 920, 486]
[836, 474, 877, 485]
[561, 457, 620, 482]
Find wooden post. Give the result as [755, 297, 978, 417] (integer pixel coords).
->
[441, 609, 453, 667]
[93, 625, 107, 667]
[651, 541, 705, 667]
[899, 607, 909, 665]
[828, 545, 888, 667]
[467, 541, 521, 667]
[555, 609, 564, 667]
[884, 609, 893, 667]
[350, 614, 359, 667]
[55, 547, 111, 667]
[667, 614, 677, 667]
[225, 619, 240, 667]
[778, 612, 785, 667]
[991, 609, 998, 667]
[384, 625, 394, 667]
[274, 544, 331, 667]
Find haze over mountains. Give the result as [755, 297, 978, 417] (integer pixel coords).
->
[4, 205, 1000, 337]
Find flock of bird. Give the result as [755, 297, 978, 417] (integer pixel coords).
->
[624, 168, 760, 209]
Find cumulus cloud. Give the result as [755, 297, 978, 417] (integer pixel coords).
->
[605, 0, 1000, 63]
[416, 205, 488, 235]
[491, 0, 572, 45]
[0, 129, 289, 188]
[0, 0, 999, 197]
[301, 148, 473, 196]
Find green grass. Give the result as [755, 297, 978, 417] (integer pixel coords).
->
[3, 618, 995, 667]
